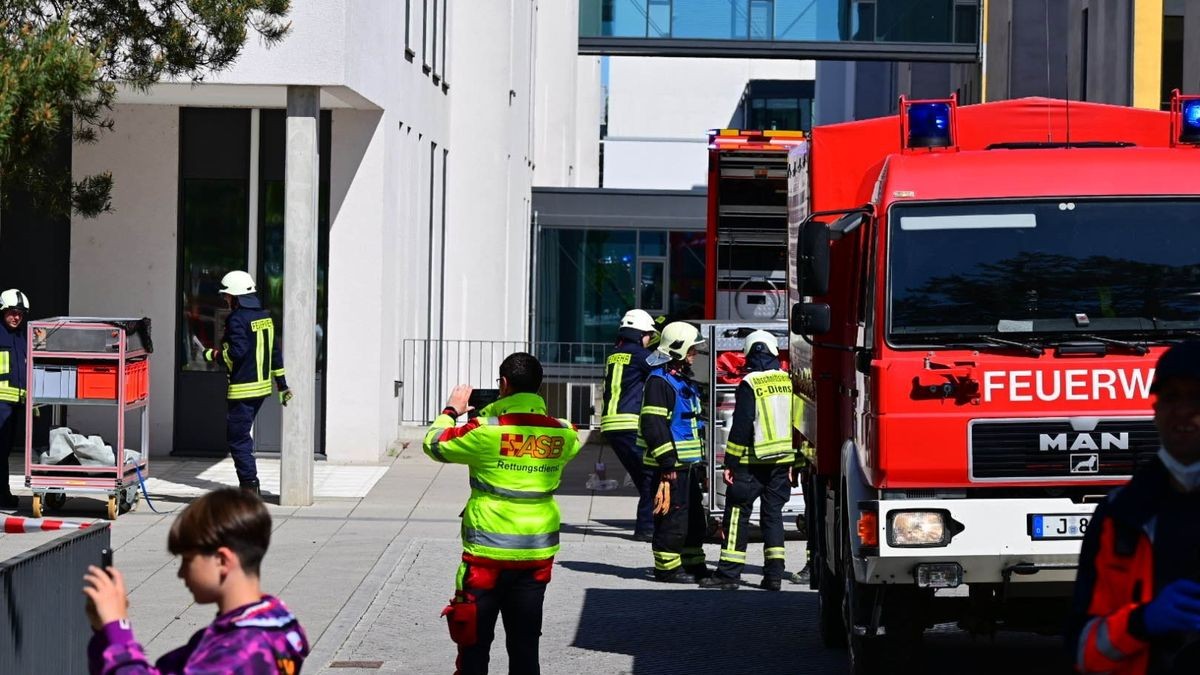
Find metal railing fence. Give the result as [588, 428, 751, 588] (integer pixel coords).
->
[1, 523, 111, 673]
[399, 340, 614, 427]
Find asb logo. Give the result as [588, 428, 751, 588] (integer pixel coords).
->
[500, 433, 565, 459]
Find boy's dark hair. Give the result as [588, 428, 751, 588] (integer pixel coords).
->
[499, 352, 543, 393]
[168, 488, 272, 575]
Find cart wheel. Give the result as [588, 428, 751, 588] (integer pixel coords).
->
[106, 496, 119, 520]
[31, 494, 42, 518]
[119, 488, 138, 514]
[45, 493, 67, 512]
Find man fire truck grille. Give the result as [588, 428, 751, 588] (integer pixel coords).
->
[969, 419, 1159, 480]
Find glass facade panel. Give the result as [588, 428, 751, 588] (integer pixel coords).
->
[179, 109, 251, 372]
[257, 110, 333, 373]
[669, 232, 706, 319]
[607, 0, 650, 37]
[648, 0, 671, 37]
[639, 260, 666, 311]
[582, 0, 977, 45]
[749, 0, 774, 40]
[538, 228, 707, 343]
[639, 230, 666, 256]
[673, 0, 749, 40]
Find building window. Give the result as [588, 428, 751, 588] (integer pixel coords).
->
[255, 110, 333, 373]
[405, 0, 414, 59]
[431, 0, 439, 80]
[1080, 9, 1088, 102]
[953, 0, 978, 44]
[536, 228, 705, 344]
[1160, 14, 1183, 110]
[749, 0, 774, 40]
[179, 108, 251, 372]
[739, 80, 815, 131]
[439, 0, 449, 87]
[422, 0, 430, 73]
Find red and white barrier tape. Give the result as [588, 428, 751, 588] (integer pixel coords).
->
[3, 516, 93, 533]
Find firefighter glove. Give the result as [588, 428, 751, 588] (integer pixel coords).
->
[279, 389, 293, 407]
[1142, 579, 1200, 635]
[653, 480, 671, 515]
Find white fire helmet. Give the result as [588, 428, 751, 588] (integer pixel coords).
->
[620, 309, 658, 334]
[649, 321, 706, 365]
[743, 329, 779, 356]
[0, 289, 30, 312]
[219, 271, 257, 296]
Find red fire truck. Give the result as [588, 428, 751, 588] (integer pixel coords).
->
[705, 128, 806, 323]
[788, 93, 1200, 673]
[700, 129, 807, 523]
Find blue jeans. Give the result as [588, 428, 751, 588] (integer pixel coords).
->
[227, 397, 266, 484]
[603, 431, 656, 535]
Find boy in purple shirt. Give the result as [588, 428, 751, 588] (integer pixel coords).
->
[83, 488, 309, 674]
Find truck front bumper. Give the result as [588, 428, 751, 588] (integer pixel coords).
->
[856, 497, 1096, 585]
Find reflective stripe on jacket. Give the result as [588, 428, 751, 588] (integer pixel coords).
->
[638, 367, 704, 468]
[205, 306, 286, 400]
[725, 369, 795, 465]
[423, 392, 581, 561]
[0, 326, 28, 404]
[600, 342, 653, 433]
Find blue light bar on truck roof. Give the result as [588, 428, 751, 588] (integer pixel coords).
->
[1182, 100, 1200, 143]
[1170, 89, 1200, 146]
[899, 95, 958, 152]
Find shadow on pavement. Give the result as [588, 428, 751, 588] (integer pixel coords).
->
[571, 587, 1071, 674]
[571, 587, 838, 674]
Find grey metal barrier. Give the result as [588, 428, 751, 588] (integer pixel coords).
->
[1, 522, 112, 674]
[399, 340, 613, 427]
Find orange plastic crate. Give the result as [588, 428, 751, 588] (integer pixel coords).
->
[77, 362, 146, 403]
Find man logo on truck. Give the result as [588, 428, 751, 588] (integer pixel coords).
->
[1038, 432, 1130, 452]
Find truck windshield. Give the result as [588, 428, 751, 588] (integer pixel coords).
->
[887, 199, 1200, 343]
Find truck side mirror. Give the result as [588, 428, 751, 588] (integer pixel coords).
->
[797, 221, 831, 297]
[791, 302, 830, 335]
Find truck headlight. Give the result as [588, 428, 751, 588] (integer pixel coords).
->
[888, 510, 948, 547]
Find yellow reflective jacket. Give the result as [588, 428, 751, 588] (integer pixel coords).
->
[423, 392, 581, 561]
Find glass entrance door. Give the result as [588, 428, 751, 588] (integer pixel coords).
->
[174, 108, 330, 456]
[176, 108, 251, 454]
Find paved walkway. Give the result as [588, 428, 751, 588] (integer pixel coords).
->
[3, 443, 1066, 674]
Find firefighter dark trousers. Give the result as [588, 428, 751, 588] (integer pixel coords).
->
[227, 397, 266, 484]
[0, 402, 17, 498]
[446, 556, 552, 675]
[603, 430, 656, 536]
[652, 464, 707, 576]
[715, 464, 790, 582]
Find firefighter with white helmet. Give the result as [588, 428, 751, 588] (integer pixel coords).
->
[203, 271, 290, 495]
[699, 329, 797, 591]
[0, 289, 31, 508]
[600, 309, 660, 541]
[638, 321, 711, 582]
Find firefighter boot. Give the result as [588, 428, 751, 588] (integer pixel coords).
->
[698, 576, 739, 590]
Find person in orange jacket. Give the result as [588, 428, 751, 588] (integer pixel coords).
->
[1068, 341, 1200, 674]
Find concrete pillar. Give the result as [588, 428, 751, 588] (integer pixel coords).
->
[281, 86, 319, 506]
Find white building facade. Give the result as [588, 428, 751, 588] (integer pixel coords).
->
[58, 1, 588, 464]
[601, 57, 815, 189]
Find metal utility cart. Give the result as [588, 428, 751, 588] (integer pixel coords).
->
[23, 317, 151, 520]
[694, 322, 806, 533]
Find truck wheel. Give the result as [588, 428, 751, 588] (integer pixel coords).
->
[817, 552, 846, 647]
[842, 531, 885, 675]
